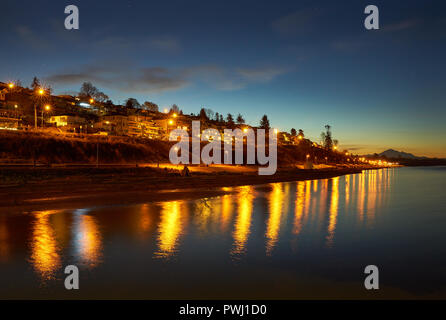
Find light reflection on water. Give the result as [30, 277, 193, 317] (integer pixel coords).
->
[30, 210, 61, 281]
[72, 209, 102, 268]
[231, 185, 254, 256]
[155, 201, 184, 258]
[2, 167, 446, 298]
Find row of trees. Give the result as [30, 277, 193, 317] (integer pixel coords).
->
[197, 107, 274, 130]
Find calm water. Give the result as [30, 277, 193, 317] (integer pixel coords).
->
[1, 167, 446, 299]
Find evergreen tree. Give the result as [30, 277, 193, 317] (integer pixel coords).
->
[259, 114, 270, 130]
[236, 113, 245, 124]
[226, 113, 235, 127]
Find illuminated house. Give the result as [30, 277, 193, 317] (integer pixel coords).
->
[0, 110, 20, 130]
[99, 115, 164, 139]
[48, 115, 87, 131]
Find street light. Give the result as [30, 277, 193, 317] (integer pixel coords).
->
[33, 88, 45, 129]
[42, 105, 51, 127]
[89, 98, 94, 104]
[8, 83, 14, 89]
[173, 113, 177, 118]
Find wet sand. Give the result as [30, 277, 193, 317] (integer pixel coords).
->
[0, 164, 384, 213]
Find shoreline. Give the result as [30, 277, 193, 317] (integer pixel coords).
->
[0, 164, 391, 213]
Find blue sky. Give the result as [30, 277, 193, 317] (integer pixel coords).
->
[1, 0, 445, 157]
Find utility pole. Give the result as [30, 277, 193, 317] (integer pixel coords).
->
[34, 105, 37, 129]
[96, 142, 99, 168]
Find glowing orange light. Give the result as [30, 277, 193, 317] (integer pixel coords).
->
[8, 83, 14, 89]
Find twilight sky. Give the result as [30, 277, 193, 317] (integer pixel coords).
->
[1, 0, 445, 157]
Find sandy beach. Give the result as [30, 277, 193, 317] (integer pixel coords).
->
[0, 163, 384, 212]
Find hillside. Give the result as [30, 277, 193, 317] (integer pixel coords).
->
[0, 130, 346, 167]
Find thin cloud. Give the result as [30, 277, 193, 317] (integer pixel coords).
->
[148, 36, 181, 53]
[272, 8, 322, 36]
[45, 63, 288, 94]
[14, 25, 52, 50]
[382, 19, 421, 32]
[237, 67, 288, 82]
[93, 35, 182, 54]
[46, 62, 189, 94]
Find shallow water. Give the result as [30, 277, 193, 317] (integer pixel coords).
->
[1, 167, 446, 299]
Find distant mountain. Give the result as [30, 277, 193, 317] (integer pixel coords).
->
[378, 149, 427, 160]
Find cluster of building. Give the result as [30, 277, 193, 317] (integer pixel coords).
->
[0, 81, 307, 145]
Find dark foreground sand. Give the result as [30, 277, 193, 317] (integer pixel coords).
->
[0, 164, 383, 212]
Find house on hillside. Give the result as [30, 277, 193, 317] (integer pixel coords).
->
[48, 115, 87, 131]
[98, 114, 164, 139]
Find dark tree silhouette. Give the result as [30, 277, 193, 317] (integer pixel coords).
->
[30, 77, 41, 91]
[199, 108, 208, 120]
[236, 113, 245, 125]
[259, 114, 270, 130]
[290, 128, 297, 136]
[226, 113, 235, 127]
[79, 82, 109, 102]
[143, 101, 159, 112]
[170, 104, 180, 114]
[321, 124, 333, 150]
[204, 108, 214, 120]
[125, 98, 140, 109]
